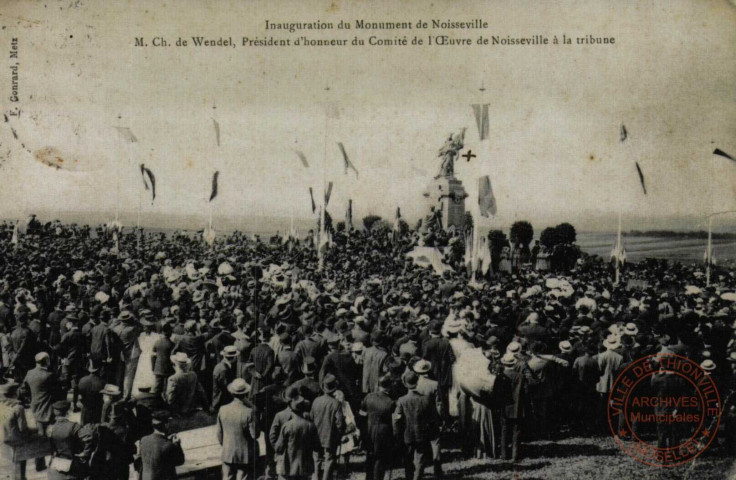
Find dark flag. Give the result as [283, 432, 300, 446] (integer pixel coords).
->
[472, 104, 490, 140]
[338, 143, 359, 178]
[324, 182, 333, 206]
[209, 171, 219, 201]
[478, 175, 497, 217]
[213, 119, 220, 147]
[309, 187, 316, 213]
[139, 163, 156, 201]
[346, 199, 353, 231]
[714, 148, 735, 162]
[620, 124, 628, 143]
[295, 150, 310, 168]
[635, 162, 647, 195]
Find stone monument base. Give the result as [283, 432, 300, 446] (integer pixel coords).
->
[423, 176, 467, 230]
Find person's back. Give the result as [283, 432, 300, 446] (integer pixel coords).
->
[310, 393, 344, 450]
[276, 409, 320, 478]
[216, 395, 256, 465]
[166, 370, 202, 415]
[394, 390, 439, 444]
[139, 432, 184, 480]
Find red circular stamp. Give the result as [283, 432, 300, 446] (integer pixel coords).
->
[606, 353, 722, 467]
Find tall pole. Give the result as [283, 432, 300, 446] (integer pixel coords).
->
[706, 215, 712, 287]
[615, 209, 622, 285]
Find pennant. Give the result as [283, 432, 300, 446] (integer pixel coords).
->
[295, 150, 310, 168]
[635, 162, 647, 195]
[346, 199, 353, 231]
[620, 124, 628, 143]
[11, 223, 18, 246]
[472, 104, 489, 140]
[478, 175, 497, 217]
[309, 187, 316, 213]
[209, 171, 219, 202]
[704, 245, 716, 266]
[393, 207, 402, 239]
[338, 143, 359, 178]
[114, 127, 138, 143]
[213, 119, 220, 147]
[324, 182, 333, 206]
[139, 164, 156, 202]
[713, 148, 735, 162]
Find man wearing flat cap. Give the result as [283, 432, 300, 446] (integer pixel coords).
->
[138, 411, 185, 480]
[216, 378, 256, 480]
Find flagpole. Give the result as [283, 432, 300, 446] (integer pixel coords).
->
[615, 209, 622, 285]
[706, 215, 712, 287]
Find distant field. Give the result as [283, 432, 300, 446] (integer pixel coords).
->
[577, 233, 736, 264]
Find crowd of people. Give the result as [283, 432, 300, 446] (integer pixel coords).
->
[0, 219, 735, 480]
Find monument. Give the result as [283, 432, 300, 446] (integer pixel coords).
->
[423, 129, 468, 230]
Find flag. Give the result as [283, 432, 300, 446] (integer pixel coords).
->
[324, 182, 333, 206]
[635, 162, 647, 195]
[309, 187, 316, 213]
[209, 171, 219, 201]
[295, 150, 310, 168]
[11, 223, 18, 246]
[345, 199, 353, 231]
[620, 124, 628, 143]
[713, 148, 735, 162]
[611, 243, 627, 264]
[139, 164, 156, 202]
[464, 231, 473, 272]
[114, 127, 137, 143]
[479, 236, 493, 275]
[338, 143, 359, 178]
[478, 175, 497, 217]
[213, 119, 220, 147]
[704, 245, 716, 265]
[472, 104, 490, 140]
[394, 207, 402, 231]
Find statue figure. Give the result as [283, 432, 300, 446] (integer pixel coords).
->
[436, 128, 466, 179]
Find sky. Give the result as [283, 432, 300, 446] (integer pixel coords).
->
[1, 0, 735, 232]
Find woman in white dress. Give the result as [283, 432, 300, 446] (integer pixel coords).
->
[131, 318, 162, 398]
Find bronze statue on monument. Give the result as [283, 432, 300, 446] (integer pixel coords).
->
[435, 128, 466, 179]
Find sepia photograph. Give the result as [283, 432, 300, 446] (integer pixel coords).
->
[0, 1, 735, 479]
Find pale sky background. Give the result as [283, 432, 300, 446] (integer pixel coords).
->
[0, 0, 735, 232]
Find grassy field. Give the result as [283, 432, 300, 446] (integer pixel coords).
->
[343, 435, 735, 480]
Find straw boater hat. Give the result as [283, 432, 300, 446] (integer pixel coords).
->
[700, 359, 716, 372]
[558, 340, 573, 353]
[506, 341, 522, 356]
[501, 353, 517, 367]
[603, 334, 621, 350]
[100, 384, 121, 396]
[221, 345, 238, 359]
[413, 359, 432, 375]
[227, 378, 251, 396]
[624, 323, 638, 336]
[170, 352, 192, 367]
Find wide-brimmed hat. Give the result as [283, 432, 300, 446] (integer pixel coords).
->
[170, 352, 192, 367]
[290, 395, 307, 413]
[700, 359, 716, 372]
[34, 351, 50, 363]
[501, 353, 517, 367]
[227, 378, 251, 395]
[558, 340, 572, 353]
[506, 341, 522, 355]
[100, 384, 121, 396]
[624, 323, 639, 336]
[322, 374, 338, 393]
[413, 359, 432, 374]
[603, 334, 621, 350]
[221, 345, 238, 358]
[402, 371, 419, 389]
[118, 310, 135, 322]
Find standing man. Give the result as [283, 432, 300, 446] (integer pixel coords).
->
[216, 378, 256, 480]
[248, 330, 275, 400]
[500, 353, 525, 462]
[0, 380, 29, 480]
[362, 335, 389, 394]
[46, 400, 85, 480]
[275, 395, 321, 480]
[138, 411, 185, 480]
[21, 351, 59, 472]
[165, 353, 207, 416]
[111, 311, 141, 401]
[151, 323, 175, 396]
[77, 359, 105, 425]
[393, 371, 441, 480]
[359, 375, 395, 480]
[55, 316, 87, 412]
[310, 374, 345, 480]
[212, 345, 238, 413]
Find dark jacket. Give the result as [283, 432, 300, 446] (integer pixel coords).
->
[360, 391, 395, 457]
[22, 365, 60, 424]
[151, 336, 175, 377]
[421, 335, 455, 388]
[275, 414, 321, 476]
[78, 372, 105, 425]
[47, 417, 84, 480]
[172, 335, 205, 373]
[211, 359, 236, 412]
[216, 398, 256, 464]
[310, 393, 345, 450]
[393, 390, 440, 444]
[139, 432, 185, 480]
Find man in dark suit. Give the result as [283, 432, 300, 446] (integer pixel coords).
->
[421, 322, 454, 416]
[248, 330, 275, 400]
[393, 371, 441, 480]
[211, 345, 238, 413]
[21, 351, 60, 471]
[172, 321, 207, 392]
[150, 323, 175, 396]
[359, 375, 395, 480]
[10, 315, 38, 382]
[133, 385, 166, 439]
[165, 353, 207, 416]
[290, 357, 321, 403]
[110, 311, 141, 401]
[501, 353, 525, 461]
[138, 411, 185, 480]
[216, 378, 256, 480]
[55, 315, 87, 411]
[46, 400, 84, 480]
[275, 396, 321, 480]
[319, 337, 360, 409]
[269, 387, 298, 477]
[92, 402, 136, 480]
[77, 359, 105, 425]
[310, 374, 345, 480]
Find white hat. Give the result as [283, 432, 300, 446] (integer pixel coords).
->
[700, 359, 716, 372]
[558, 340, 572, 353]
[501, 353, 517, 367]
[506, 341, 522, 354]
[624, 323, 638, 336]
[603, 334, 621, 350]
